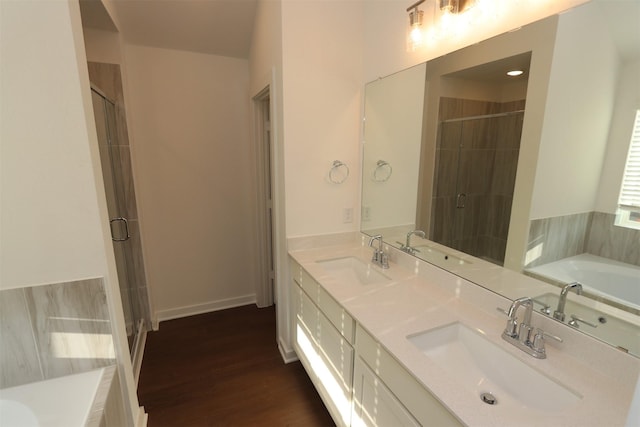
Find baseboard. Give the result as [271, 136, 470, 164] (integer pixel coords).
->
[278, 336, 298, 363]
[136, 406, 148, 427]
[155, 294, 257, 323]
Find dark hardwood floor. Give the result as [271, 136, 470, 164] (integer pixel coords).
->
[138, 304, 335, 427]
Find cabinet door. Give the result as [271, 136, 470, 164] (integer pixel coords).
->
[355, 325, 462, 426]
[294, 284, 354, 427]
[352, 357, 420, 427]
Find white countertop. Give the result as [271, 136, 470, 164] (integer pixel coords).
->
[289, 237, 640, 427]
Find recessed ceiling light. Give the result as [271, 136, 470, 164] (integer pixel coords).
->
[507, 70, 524, 77]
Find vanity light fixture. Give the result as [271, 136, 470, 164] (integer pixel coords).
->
[439, 0, 459, 13]
[407, 0, 426, 50]
[507, 69, 524, 76]
[407, 0, 463, 50]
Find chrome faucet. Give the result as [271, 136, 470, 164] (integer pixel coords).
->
[399, 229, 426, 254]
[368, 235, 389, 269]
[500, 296, 562, 359]
[553, 282, 583, 322]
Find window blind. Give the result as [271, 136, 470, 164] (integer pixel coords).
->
[619, 109, 640, 209]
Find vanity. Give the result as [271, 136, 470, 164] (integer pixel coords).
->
[287, 1, 639, 425]
[289, 238, 639, 426]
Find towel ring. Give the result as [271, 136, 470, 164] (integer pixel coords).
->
[372, 160, 392, 182]
[329, 160, 349, 184]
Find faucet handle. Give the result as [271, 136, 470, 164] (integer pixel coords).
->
[380, 252, 389, 269]
[568, 314, 598, 329]
[532, 328, 562, 353]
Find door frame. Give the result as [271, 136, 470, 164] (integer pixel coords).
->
[252, 86, 275, 307]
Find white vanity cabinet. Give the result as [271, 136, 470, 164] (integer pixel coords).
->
[291, 260, 355, 427]
[354, 325, 462, 427]
[290, 258, 461, 427]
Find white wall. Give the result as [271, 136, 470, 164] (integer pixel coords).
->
[281, 0, 364, 238]
[123, 45, 257, 320]
[0, 0, 140, 422]
[530, 1, 618, 219]
[83, 27, 122, 64]
[361, 63, 426, 230]
[596, 59, 640, 214]
[1, 1, 109, 289]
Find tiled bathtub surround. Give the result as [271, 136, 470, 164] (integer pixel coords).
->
[586, 212, 640, 266]
[526, 212, 591, 268]
[526, 212, 640, 268]
[0, 278, 115, 389]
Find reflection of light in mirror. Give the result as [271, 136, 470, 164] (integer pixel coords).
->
[51, 332, 115, 359]
[296, 325, 351, 425]
[525, 242, 544, 266]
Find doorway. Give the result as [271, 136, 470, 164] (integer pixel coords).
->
[253, 87, 275, 307]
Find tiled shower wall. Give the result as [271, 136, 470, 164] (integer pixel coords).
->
[526, 212, 640, 268]
[0, 278, 115, 389]
[431, 97, 525, 265]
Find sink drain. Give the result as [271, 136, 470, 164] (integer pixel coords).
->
[480, 392, 497, 405]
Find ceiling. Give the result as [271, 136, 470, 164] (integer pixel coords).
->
[445, 52, 532, 84]
[79, 0, 258, 59]
[79, 0, 637, 62]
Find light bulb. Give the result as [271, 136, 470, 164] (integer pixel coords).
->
[410, 25, 423, 45]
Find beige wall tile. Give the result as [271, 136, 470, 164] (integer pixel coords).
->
[24, 279, 115, 380]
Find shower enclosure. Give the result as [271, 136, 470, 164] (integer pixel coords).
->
[89, 62, 151, 361]
[430, 97, 525, 265]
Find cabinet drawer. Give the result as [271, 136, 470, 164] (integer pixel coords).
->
[352, 357, 420, 427]
[294, 283, 354, 427]
[296, 285, 320, 336]
[356, 325, 462, 427]
[300, 267, 320, 301]
[291, 259, 318, 300]
[318, 286, 355, 344]
[318, 309, 354, 393]
[290, 258, 303, 286]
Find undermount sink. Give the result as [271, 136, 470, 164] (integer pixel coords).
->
[413, 245, 469, 265]
[408, 322, 581, 412]
[316, 256, 391, 286]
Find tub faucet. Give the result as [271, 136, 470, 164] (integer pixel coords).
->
[400, 229, 426, 254]
[553, 282, 583, 322]
[368, 235, 389, 269]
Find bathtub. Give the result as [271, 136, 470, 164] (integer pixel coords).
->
[527, 253, 640, 311]
[0, 366, 115, 427]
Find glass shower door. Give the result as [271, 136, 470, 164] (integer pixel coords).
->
[91, 89, 148, 354]
[431, 102, 524, 266]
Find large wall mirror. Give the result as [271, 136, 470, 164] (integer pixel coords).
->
[361, 0, 640, 357]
